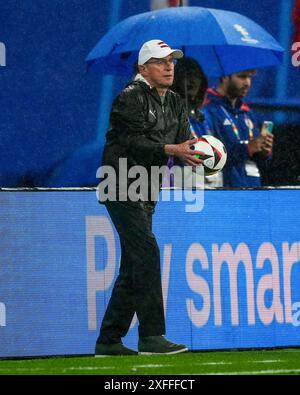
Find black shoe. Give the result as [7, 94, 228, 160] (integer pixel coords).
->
[95, 342, 137, 357]
[138, 336, 188, 355]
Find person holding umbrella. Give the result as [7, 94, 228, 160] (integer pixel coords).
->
[203, 70, 274, 187]
[95, 39, 203, 356]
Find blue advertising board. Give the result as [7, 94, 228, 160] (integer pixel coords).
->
[0, 189, 300, 357]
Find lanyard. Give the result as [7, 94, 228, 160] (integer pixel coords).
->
[220, 105, 254, 141]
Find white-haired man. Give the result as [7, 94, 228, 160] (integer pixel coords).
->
[95, 40, 203, 356]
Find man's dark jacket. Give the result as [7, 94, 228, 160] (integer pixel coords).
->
[99, 80, 191, 203]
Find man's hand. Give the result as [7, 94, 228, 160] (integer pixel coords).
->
[248, 132, 274, 157]
[262, 132, 274, 155]
[165, 138, 204, 167]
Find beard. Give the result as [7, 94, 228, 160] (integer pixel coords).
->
[227, 82, 248, 98]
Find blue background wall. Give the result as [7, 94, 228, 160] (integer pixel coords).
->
[0, 0, 299, 188]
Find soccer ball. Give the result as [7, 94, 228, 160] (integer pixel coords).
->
[193, 135, 227, 176]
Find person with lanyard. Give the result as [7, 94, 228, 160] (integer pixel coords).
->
[203, 70, 274, 187]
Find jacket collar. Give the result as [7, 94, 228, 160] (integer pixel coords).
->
[133, 75, 170, 104]
[134, 73, 152, 87]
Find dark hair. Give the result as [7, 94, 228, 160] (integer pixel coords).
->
[172, 57, 208, 111]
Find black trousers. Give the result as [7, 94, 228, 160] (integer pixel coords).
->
[97, 201, 166, 344]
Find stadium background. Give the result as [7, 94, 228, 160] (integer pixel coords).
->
[0, 0, 299, 187]
[1, 0, 300, 359]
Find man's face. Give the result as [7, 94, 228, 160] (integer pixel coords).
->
[225, 70, 257, 99]
[139, 55, 175, 89]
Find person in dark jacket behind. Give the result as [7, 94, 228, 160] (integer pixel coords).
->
[172, 57, 209, 137]
[95, 39, 204, 356]
[203, 70, 274, 187]
[171, 57, 223, 188]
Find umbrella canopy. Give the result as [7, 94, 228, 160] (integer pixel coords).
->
[86, 6, 284, 77]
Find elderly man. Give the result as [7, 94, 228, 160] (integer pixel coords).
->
[95, 39, 203, 356]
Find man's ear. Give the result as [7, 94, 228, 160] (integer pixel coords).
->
[138, 64, 146, 74]
[220, 75, 230, 89]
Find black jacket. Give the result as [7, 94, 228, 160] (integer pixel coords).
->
[99, 80, 191, 203]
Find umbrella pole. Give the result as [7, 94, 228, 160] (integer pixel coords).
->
[212, 46, 225, 77]
[184, 73, 188, 115]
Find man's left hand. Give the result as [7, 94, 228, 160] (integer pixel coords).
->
[261, 131, 274, 156]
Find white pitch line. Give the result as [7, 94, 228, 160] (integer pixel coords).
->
[0, 366, 116, 372]
[0, 364, 170, 373]
[0, 364, 172, 373]
[1, 366, 299, 375]
[198, 362, 232, 366]
[132, 364, 172, 368]
[204, 368, 300, 375]
[0, 367, 46, 372]
[63, 366, 116, 370]
[249, 360, 283, 364]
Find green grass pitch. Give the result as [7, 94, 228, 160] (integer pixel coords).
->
[1, 348, 300, 375]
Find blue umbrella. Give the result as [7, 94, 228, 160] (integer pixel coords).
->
[86, 6, 284, 77]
